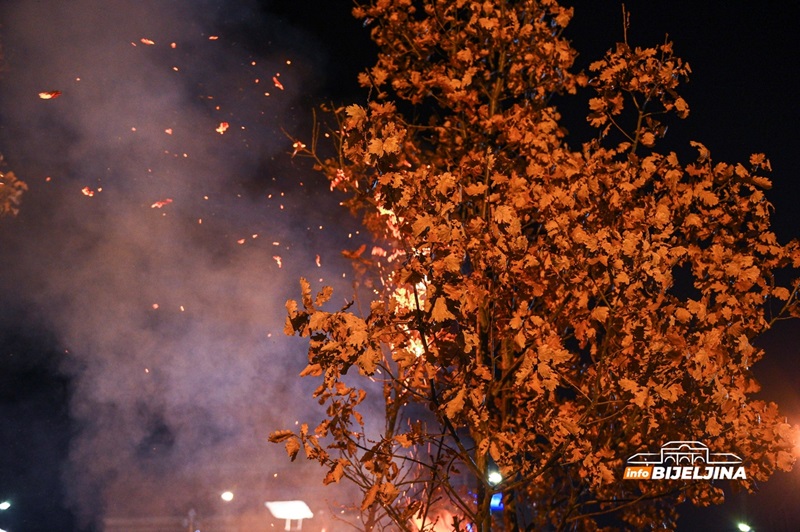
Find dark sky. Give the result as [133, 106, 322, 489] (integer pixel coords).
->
[0, 1, 798, 531]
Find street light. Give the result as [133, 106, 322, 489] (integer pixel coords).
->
[265, 500, 314, 531]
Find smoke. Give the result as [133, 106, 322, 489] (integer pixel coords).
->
[0, 0, 365, 527]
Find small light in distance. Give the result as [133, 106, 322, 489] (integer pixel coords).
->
[221, 491, 234, 502]
[737, 524, 752, 532]
[0, 501, 9, 510]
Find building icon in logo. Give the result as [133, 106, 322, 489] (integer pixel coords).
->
[628, 441, 742, 466]
[623, 441, 746, 481]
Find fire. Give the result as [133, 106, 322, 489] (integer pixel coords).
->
[81, 187, 95, 197]
[216, 122, 230, 134]
[273, 256, 282, 268]
[272, 75, 284, 90]
[38, 91, 62, 99]
[391, 280, 429, 358]
[140, 38, 155, 45]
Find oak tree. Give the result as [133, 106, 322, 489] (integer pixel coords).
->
[272, 1, 799, 530]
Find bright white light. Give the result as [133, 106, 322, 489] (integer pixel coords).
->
[487, 471, 503, 486]
[265, 500, 314, 520]
[220, 491, 234, 502]
[0, 501, 9, 510]
[737, 523, 752, 532]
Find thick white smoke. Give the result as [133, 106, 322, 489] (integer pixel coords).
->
[0, 0, 366, 527]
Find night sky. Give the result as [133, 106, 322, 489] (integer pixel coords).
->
[0, 1, 798, 531]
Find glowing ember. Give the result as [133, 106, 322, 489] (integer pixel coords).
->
[164, 128, 173, 135]
[237, 238, 246, 244]
[208, 35, 219, 40]
[38, 91, 62, 99]
[150, 198, 173, 209]
[215, 122, 229, 134]
[140, 38, 155, 45]
[272, 75, 284, 90]
[81, 187, 95, 197]
[315, 254, 321, 267]
[273, 255, 282, 268]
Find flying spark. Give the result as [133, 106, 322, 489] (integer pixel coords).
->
[150, 198, 173, 209]
[38, 91, 62, 99]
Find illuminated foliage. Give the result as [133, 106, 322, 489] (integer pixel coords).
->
[0, 167, 26, 218]
[271, 1, 800, 530]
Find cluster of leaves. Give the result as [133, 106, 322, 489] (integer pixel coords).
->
[271, 1, 799, 530]
[0, 166, 27, 218]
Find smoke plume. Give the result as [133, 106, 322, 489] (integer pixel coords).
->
[0, 0, 364, 527]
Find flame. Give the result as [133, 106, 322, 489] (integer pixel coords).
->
[272, 75, 284, 90]
[216, 122, 230, 134]
[81, 187, 95, 197]
[140, 38, 155, 45]
[391, 280, 429, 358]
